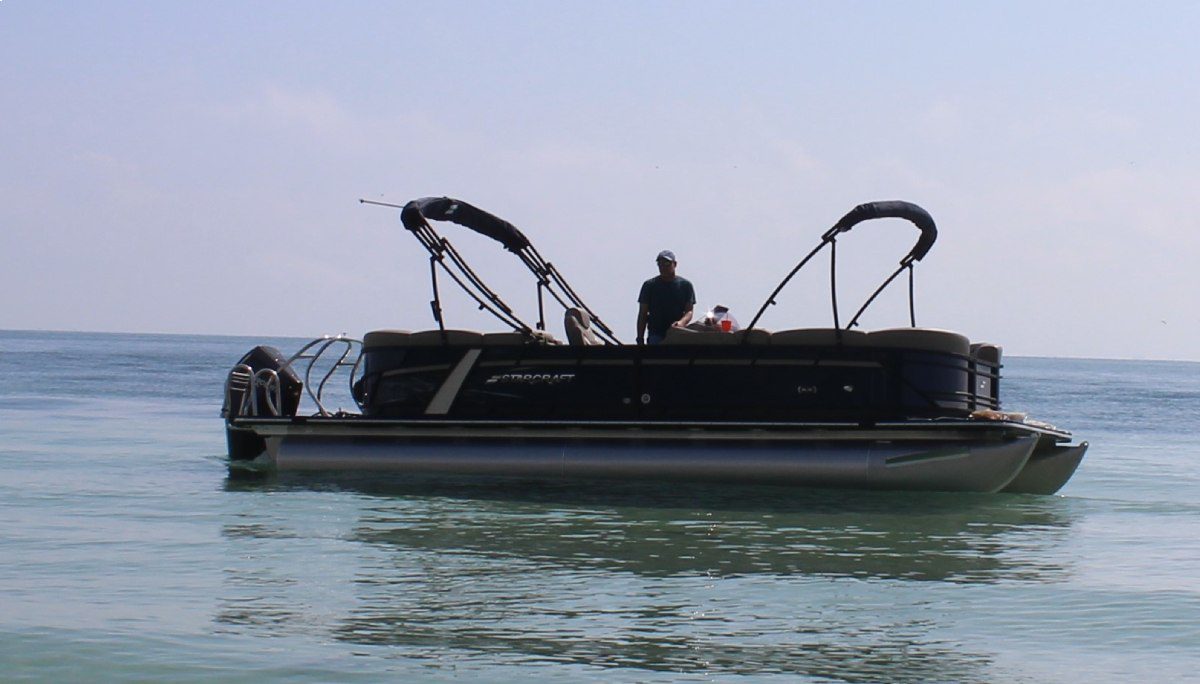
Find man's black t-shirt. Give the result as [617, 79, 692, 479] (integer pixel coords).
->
[638, 276, 696, 337]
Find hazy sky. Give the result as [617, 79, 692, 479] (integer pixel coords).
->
[4, 2, 1199, 360]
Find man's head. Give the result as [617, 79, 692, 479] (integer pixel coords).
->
[656, 250, 677, 278]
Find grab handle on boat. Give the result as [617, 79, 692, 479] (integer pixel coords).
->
[251, 369, 283, 416]
[277, 335, 364, 417]
[823, 201, 938, 265]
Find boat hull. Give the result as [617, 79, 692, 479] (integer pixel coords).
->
[228, 418, 1080, 493]
[1000, 442, 1088, 495]
[268, 435, 1035, 493]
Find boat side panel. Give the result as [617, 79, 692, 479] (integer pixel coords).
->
[360, 344, 979, 422]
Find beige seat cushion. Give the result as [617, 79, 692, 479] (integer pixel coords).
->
[480, 332, 528, 346]
[362, 330, 412, 349]
[741, 328, 772, 345]
[770, 328, 868, 346]
[970, 342, 1002, 364]
[528, 330, 562, 345]
[662, 327, 744, 345]
[480, 330, 562, 346]
[406, 329, 485, 346]
[564, 307, 602, 346]
[866, 328, 970, 355]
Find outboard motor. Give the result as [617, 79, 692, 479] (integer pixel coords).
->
[223, 346, 303, 463]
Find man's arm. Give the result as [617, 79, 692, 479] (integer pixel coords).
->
[636, 301, 649, 344]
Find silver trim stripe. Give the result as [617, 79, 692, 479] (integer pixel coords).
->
[424, 349, 482, 415]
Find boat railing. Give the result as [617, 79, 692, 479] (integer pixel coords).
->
[223, 363, 255, 416]
[224, 335, 364, 420]
[278, 335, 364, 417]
[223, 363, 288, 418]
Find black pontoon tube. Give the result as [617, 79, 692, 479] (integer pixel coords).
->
[745, 201, 938, 333]
[363, 197, 620, 343]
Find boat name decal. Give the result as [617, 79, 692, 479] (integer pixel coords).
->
[485, 372, 576, 386]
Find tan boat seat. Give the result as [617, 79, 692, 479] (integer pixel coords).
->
[529, 330, 562, 345]
[770, 328, 868, 346]
[741, 328, 772, 345]
[564, 307, 602, 346]
[406, 329, 485, 346]
[362, 330, 412, 349]
[662, 327, 745, 345]
[866, 328, 970, 356]
[481, 330, 561, 346]
[971, 342, 1002, 365]
[480, 332, 528, 346]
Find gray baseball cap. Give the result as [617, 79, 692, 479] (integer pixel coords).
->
[656, 250, 676, 263]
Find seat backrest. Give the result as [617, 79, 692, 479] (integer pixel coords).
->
[970, 342, 1002, 365]
[406, 329, 485, 346]
[564, 307, 602, 346]
[662, 327, 744, 345]
[770, 328, 868, 346]
[362, 330, 412, 349]
[480, 332, 528, 346]
[480, 330, 562, 346]
[741, 328, 772, 345]
[866, 328, 970, 356]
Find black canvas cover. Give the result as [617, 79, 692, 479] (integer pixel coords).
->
[830, 201, 938, 262]
[401, 196, 531, 252]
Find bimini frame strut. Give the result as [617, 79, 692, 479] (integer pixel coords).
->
[745, 200, 938, 333]
[361, 197, 621, 344]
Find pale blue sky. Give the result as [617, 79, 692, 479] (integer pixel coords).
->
[3, 2, 1199, 359]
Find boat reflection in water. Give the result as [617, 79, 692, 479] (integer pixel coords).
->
[218, 476, 1078, 681]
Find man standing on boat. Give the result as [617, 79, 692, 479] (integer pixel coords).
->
[637, 250, 695, 344]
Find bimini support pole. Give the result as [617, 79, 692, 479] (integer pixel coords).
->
[744, 240, 830, 333]
[536, 279, 547, 331]
[829, 237, 840, 332]
[516, 248, 621, 344]
[364, 197, 622, 344]
[847, 253, 921, 330]
[746, 201, 937, 334]
[907, 262, 917, 327]
[428, 255, 444, 331]
[361, 198, 535, 334]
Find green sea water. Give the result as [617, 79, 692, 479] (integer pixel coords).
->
[1, 330, 1198, 682]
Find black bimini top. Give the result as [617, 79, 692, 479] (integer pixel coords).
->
[401, 197, 531, 253]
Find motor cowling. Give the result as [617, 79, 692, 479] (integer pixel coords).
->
[224, 346, 304, 465]
[223, 346, 304, 422]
